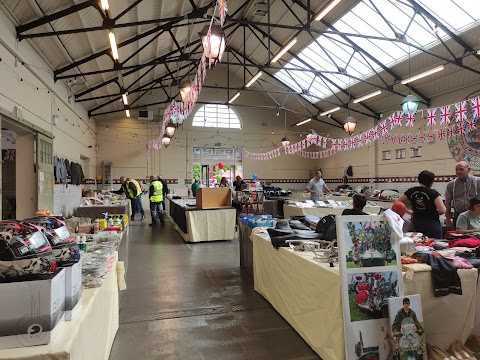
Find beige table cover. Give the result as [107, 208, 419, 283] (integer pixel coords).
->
[0, 260, 120, 360]
[174, 208, 236, 242]
[251, 230, 478, 359]
[283, 204, 381, 219]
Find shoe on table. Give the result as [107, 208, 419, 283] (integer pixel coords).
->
[141, 214, 145, 221]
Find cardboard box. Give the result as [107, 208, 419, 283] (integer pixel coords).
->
[196, 188, 232, 209]
[64, 259, 82, 321]
[0, 269, 66, 349]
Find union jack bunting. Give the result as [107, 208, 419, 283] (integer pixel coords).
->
[427, 108, 437, 126]
[418, 132, 426, 143]
[394, 111, 404, 127]
[467, 118, 476, 132]
[410, 133, 417, 144]
[364, 131, 372, 144]
[389, 114, 396, 130]
[218, 0, 228, 27]
[321, 137, 327, 148]
[337, 140, 343, 151]
[206, 29, 212, 68]
[331, 139, 337, 151]
[349, 137, 355, 150]
[384, 135, 390, 144]
[448, 125, 457, 139]
[405, 111, 415, 127]
[343, 139, 349, 151]
[454, 101, 467, 122]
[440, 105, 451, 125]
[380, 121, 388, 136]
[356, 134, 363, 148]
[390, 134, 396, 143]
[438, 128, 446, 140]
[372, 126, 379, 140]
[400, 134, 407, 144]
[427, 131, 435, 143]
[457, 121, 465, 135]
[471, 96, 480, 118]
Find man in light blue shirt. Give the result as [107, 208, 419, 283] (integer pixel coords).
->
[307, 171, 332, 201]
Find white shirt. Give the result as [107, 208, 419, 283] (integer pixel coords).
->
[308, 178, 326, 201]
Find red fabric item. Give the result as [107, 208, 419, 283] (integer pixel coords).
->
[424, 239, 434, 246]
[448, 238, 480, 248]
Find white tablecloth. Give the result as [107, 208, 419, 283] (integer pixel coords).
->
[283, 204, 381, 219]
[0, 260, 120, 360]
[251, 229, 478, 359]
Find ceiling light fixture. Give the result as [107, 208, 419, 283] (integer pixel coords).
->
[228, 92, 240, 104]
[179, 80, 192, 102]
[320, 107, 340, 116]
[122, 93, 128, 105]
[108, 31, 119, 60]
[401, 65, 445, 84]
[271, 38, 297, 63]
[199, 25, 226, 66]
[401, 45, 420, 113]
[100, 0, 109, 11]
[295, 118, 312, 126]
[281, 111, 290, 147]
[343, 116, 357, 135]
[162, 134, 171, 147]
[246, 72, 263, 87]
[165, 122, 176, 137]
[125, 109, 130, 117]
[352, 90, 382, 103]
[315, 0, 342, 21]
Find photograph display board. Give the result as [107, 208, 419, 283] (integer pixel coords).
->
[337, 215, 404, 360]
[388, 295, 426, 360]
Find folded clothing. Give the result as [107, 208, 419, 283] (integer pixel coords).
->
[448, 238, 480, 248]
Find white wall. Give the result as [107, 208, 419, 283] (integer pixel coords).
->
[0, 8, 97, 216]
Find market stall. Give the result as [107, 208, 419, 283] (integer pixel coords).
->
[167, 197, 236, 242]
[76, 202, 130, 221]
[283, 203, 381, 218]
[251, 229, 478, 360]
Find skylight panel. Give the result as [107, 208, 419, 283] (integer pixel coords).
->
[453, 0, 480, 21]
[419, 0, 472, 30]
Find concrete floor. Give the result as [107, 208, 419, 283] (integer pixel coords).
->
[109, 218, 320, 360]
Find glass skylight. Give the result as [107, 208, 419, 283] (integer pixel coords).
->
[274, 0, 480, 104]
[192, 104, 242, 129]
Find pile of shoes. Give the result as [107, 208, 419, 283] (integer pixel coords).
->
[427, 341, 476, 359]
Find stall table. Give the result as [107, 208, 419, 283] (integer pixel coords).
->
[76, 202, 130, 220]
[283, 204, 381, 219]
[0, 258, 120, 360]
[238, 220, 253, 279]
[251, 229, 478, 360]
[167, 197, 236, 243]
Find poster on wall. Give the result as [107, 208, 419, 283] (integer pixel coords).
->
[388, 294, 426, 360]
[337, 215, 404, 360]
[448, 116, 480, 170]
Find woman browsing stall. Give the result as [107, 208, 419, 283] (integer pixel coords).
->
[455, 196, 480, 234]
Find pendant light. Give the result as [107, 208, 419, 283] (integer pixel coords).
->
[401, 45, 419, 113]
[165, 122, 176, 137]
[343, 75, 357, 135]
[179, 80, 192, 102]
[281, 110, 290, 146]
[199, 25, 226, 66]
[162, 134, 171, 147]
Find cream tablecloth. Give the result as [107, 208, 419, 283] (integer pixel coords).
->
[251, 229, 478, 359]
[0, 260, 120, 360]
[283, 204, 381, 219]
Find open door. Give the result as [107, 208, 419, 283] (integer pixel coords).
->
[36, 133, 54, 212]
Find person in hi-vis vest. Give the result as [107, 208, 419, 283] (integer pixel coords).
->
[112, 176, 145, 221]
[149, 176, 164, 226]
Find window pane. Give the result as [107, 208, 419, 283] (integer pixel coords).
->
[192, 104, 242, 129]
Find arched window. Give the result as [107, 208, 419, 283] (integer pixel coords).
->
[192, 104, 242, 129]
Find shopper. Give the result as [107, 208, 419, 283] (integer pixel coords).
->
[112, 176, 145, 221]
[219, 177, 230, 187]
[233, 175, 247, 191]
[158, 175, 169, 211]
[391, 201, 415, 233]
[397, 170, 446, 238]
[455, 196, 480, 234]
[149, 176, 164, 226]
[191, 178, 200, 197]
[342, 194, 368, 215]
[445, 161, 480, 229]
[307, 170, 332, 201]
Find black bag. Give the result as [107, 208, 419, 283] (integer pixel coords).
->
[315, 214, 337, 241]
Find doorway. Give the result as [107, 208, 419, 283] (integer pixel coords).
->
[192, 146, 243, 187]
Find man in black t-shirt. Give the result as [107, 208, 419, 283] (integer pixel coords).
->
[397, 171, 446, 238]
[342, 194, 368, 215]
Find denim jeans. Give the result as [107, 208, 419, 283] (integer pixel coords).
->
[150, 202, 164, 224]
[130, 196, 144, 217]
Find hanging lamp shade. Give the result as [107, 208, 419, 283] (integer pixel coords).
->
[162, 134, 171, 147]
[199, 25, 226, 65]
[179, 80, 192, 102]
[306, 129, 317, 140]
[343, 116, 357, 136]
[165, 122, 176, 137]
[281, 136, 290, 147]
[401, 94, 420, 113]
